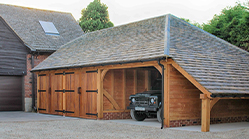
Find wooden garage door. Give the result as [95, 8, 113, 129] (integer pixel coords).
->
[50, 71, 79, 116]
[37, 74, 51, 113]
[79, 70, 97, 119]
[0, 76, 22, 111]
[51, 73, 63, 115]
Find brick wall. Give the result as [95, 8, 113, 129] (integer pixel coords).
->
[168, 116, 249, 127]
[210, 116, 248, 124]
[103, 112, 131, 120]
[169, 119, 201, 127]
[24, 53, 51, 110]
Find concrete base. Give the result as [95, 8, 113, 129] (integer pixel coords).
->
[24, 98, 32, 112]
[170, 122, 249, 132]
[109, 118, 161, 128]
[109, 119, 249, 132]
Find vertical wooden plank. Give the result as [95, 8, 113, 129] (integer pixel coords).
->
[111, 70, 114, 110]
[97, 69, 103, 119]
[63, 73, 66, 116]
[37, 74, 40, 113]
[48, 73, 51, 114]
[144, 70, 149, 91]
[201, 97, 210, 132]
[80, 71, 87, 117]
[148, 70, 151, 90]
[123, 69, 126, 109]
[164, 64, 170, 127]
[134, 69, 137, 94]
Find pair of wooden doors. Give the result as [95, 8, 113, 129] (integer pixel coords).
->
[37, 70, 98, 119]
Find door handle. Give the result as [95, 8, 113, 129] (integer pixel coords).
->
[78, 87, 81, 94]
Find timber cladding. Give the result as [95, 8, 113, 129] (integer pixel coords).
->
[168, 65, 249, 124]
[37, 69, 98, 119]
[36, 67, 159, 119]
[169, 65, 202, 121]
[36, 63, 249, 124]
[0, 17, 27, 75]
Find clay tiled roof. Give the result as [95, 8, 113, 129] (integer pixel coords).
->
[32, 14, 249, 95]
[0, 4, 84, 51]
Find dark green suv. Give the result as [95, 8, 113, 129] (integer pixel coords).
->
[127, 78, 162, 122]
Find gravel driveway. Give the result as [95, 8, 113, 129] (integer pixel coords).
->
[1, 118, 249, 139]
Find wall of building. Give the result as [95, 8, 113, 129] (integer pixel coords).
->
[168, 65, 249, 127]
[168, 65, 202, 127]
[102, 68, 160, 120]
[211, 99, 249, 123]
[0, 17, 27, 76]
[24, 53, 51, 111]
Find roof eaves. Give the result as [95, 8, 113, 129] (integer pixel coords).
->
[31, 56, 167, 72]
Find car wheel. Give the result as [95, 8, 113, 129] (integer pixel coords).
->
[157, 108, 162, 123]
[130, 109, 146, 121]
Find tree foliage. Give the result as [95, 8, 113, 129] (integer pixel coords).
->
[202, 2, 249, 51]
[79, 0, 114, 33]
[182, 2, 249, 51]
[180, 18, 203, 29]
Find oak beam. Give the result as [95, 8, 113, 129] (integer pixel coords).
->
[103, 89, 121, 110]
[154, 65, 162, 74]
[172, 61, 212, 98]
[101, 69, 109, 81]
[210, 98, 220, 110]
[99, 61, 158, 70]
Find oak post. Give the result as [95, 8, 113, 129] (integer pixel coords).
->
[164, 63, 170, 127]
[97, 69, 103, 119]
[200, 94, 210, 132]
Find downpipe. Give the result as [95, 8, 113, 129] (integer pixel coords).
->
[31, 54, 36, 111]
[158, 59, 164, 129]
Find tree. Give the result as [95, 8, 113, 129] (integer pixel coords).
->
[202, 2, 249, 51]
[79, 0, 114, 33]
[181, 18, 203, 29]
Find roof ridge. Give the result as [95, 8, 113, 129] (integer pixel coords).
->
[0, 3, 71, 15]
[77, 14, 169, 37]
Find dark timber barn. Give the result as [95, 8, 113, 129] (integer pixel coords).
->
[0, 4, 83, 111]
[32, 14, 249, 132]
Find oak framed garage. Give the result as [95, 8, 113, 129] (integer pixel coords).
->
[32, 14, 249, 132]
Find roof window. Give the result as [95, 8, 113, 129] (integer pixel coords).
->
[39, 21, 59, 35]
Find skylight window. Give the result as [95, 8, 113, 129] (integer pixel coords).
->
[39, 21, 59, 35]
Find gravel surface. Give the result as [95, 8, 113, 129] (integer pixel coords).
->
[1, 119, 249, 139]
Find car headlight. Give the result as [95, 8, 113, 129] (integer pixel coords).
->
[150, 98, 155, 103]
[150, 97, 156, 105]
[131, 98, 136, 103]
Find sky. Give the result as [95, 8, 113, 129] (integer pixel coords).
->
[0, 0, 247, 26]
